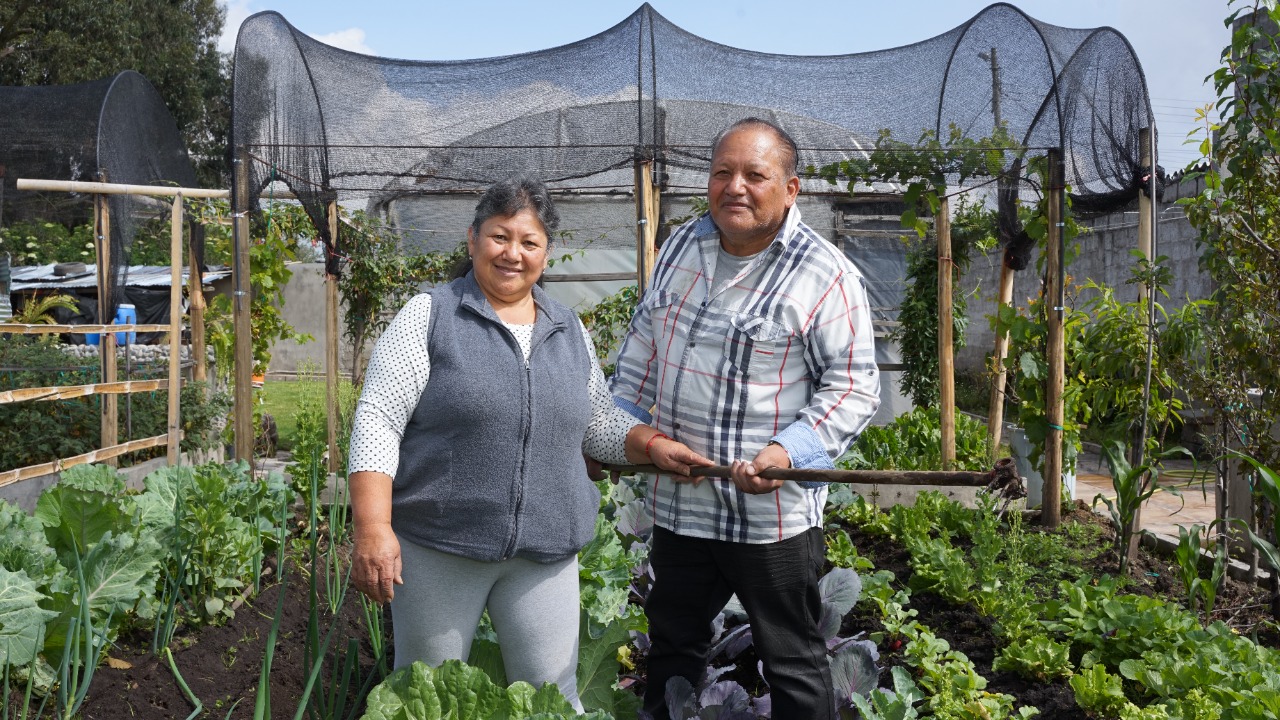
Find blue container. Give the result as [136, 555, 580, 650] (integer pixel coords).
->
[85, 331, 99, 346]
[114, 304, 136, 344]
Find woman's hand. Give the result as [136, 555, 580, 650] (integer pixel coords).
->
[348, 471, 401, 604]
[352, 522, 403, 604]
[648, 436, 714, 484]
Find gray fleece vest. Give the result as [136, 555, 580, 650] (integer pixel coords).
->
[393, 273, 598, 563]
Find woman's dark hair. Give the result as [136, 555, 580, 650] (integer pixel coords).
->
[452, 176, 560, 279]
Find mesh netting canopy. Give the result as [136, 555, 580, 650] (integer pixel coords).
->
[232, 1, 1155, 265]
[0, 70, 199, 320]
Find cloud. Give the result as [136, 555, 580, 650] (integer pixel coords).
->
[217, 0, 254, 54]
[310, 28, 375, 55]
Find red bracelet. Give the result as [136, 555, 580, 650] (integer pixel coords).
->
[644, 432, 671, 458]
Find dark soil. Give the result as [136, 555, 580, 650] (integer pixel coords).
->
[834, 501, 1278, 719]
[76, 550, 388, 720]
[14, 500, 1279, 719]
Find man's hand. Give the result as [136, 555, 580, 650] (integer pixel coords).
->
[352, 523, 403, 604]
[649, 438, 715, 485]
[729, 442, 791, 494]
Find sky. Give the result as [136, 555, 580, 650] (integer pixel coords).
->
[216, 0, 1231, 171]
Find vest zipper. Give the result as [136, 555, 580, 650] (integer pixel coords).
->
[502, 360, 534, 560]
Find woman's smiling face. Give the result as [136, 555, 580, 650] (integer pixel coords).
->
[466, 208, 550, 307]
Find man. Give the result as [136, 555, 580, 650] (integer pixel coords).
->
[609, 118, 880, 719]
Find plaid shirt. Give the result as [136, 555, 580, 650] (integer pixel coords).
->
[611, 207, 880, 543]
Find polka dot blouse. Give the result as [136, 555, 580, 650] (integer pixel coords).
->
[348, 293, 636, 478]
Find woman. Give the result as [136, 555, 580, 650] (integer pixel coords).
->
[347, 176, 709, 711]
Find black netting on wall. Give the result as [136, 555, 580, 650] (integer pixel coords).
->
[0, 71, 200, 322]
[232, 2, 1155, 267]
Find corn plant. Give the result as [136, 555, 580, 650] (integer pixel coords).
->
[1093, 440, 1190, 575]
[1172, 522, 1229, 618]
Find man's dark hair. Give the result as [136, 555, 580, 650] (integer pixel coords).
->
[710, 117, 799, 178]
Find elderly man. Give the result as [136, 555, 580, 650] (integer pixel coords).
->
[609, 118, 880, 719]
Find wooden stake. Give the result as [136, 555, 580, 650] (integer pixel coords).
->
[167, 195, 183, 464]
[937, 195, 956, 470]
[232, 149, 254, 461]
[326, 200, 341, 475]
[1042, 148, 1065, 527]
[987, 259, 1016, 460]
[188, 224, 207, 383]
[634, 160, 658, 296]
[96, 193, 119, 466]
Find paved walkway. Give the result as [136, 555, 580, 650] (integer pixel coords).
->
[1073, 446, 1218, 542]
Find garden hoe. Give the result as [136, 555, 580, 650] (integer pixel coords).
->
[607, 457, 1028, 511]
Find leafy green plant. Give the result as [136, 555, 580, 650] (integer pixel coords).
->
[362, 660, 613, 720]
[1171, 522, 1228, 617]
[839, 406, 992, 472]
[891, 195, 998, 407]
[0, 222, 95, 266]
[577, 284, 639, 375]
[337, 209, 465, 385]
[992, 635, 1073, 682]
[1092, 440, 1190, 575]
[193, 198, 313, 381]
[1069, 664, 1129, 718]
[849, 666, 926, 720]
[1179, 2, 1280, 473]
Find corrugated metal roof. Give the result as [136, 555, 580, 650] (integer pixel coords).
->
[10, 264, 231, 291]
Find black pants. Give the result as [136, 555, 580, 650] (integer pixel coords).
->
[642, 525, 834, 720]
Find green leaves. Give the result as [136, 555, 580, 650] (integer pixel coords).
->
[992, 635, 1073, 682]
[0, 566, 56, 667]
[361, 660, 601, 720]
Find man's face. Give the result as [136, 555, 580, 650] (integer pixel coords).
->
[707, 125, 800, 255]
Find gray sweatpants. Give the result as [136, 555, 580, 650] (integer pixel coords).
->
[390, 535, 583, 712]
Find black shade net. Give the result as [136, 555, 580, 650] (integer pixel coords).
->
[232, 2, 1157, 274]
[0, 70, 200, 322]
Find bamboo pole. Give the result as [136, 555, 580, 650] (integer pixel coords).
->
[188, 229, 207, 383]
[167, 195, 183, 464]
[987, 259, 1016, 460]
[16, 178, 229, 198]
[634, 160, 658, 296]
[0, 379, 166, 405]
[1042, 148, 1066, 527]
[231, 149, 254, 461]
[326, 200, 341, 474]
[937, 195, 956, 470]
[0, 435, 170, 489]
[0, 323, 172, 335]
[96, 193, 119, 466]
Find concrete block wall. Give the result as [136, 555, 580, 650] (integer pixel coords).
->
[957, 174, 1212, 374]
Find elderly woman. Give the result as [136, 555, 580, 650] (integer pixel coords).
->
[347, 176, 709, 710]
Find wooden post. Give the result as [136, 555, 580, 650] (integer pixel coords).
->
[987, 260, 1016, 460]
[1042, 148, 1066, 527]
[634, 160, 658, 295]
[167, 195, 183, 464]
[326, 200, 341, 475]
[231, 148, 254, 461]
[1136, 128, 1154, 306]
[96, 193, 119, 466]
[188, 225, 207, 383]
[937, 195, 955, 470]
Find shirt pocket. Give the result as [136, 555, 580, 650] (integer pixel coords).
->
[728, 313, 795, 374]
[644, 289, 686, 342]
